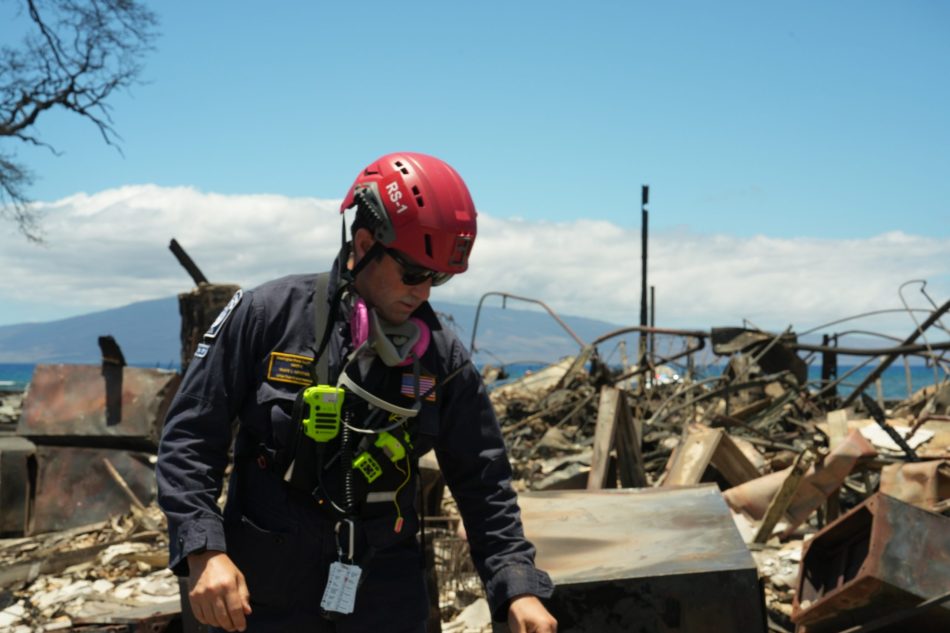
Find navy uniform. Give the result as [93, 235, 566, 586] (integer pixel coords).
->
[156, 268, 554, 632]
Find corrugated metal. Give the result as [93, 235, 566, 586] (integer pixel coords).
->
[517, 485, 766, 632]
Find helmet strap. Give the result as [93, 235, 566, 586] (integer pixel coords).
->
[337, 227, 384, 288]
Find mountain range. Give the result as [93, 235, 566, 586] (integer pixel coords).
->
[1, 292, 933, 371]
[0, 293, 628, 367]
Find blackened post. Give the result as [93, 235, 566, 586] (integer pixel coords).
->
[649, 285, 656, 367]
[639, 186, 649, 376]
[98, 335, 125, 427]
[169, 238, 209, 286]
[820, 334, 839, 405]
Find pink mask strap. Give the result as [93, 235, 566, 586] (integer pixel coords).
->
[350, 297, 370, 347]
[400, 317, 431, 366]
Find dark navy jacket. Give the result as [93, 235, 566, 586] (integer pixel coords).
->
[156, 271, 553, 623]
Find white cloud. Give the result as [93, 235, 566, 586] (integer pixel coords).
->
[1, 185, 948, 339]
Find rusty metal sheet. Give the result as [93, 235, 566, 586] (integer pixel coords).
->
[793, 492, 950, 633]
[30, 446, 156, 535]
[724, 428, 876, 533]
[517, 485, 766, 632]
[879, 460, 950, 511]
[0, 436, 36, 536]
[17, 364, 180, 447]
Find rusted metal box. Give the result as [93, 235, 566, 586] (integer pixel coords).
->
[30, 446, 156, 534]
[0, 436, 36, 536]
[17, 364, 180, 447]
[517, 485, 767, 633]
[793, 492, 950, 632]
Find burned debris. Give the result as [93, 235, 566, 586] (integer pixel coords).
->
[1, 253, 949, 632]
[0, 364, 179, 632]
[459, 297, 950, 633]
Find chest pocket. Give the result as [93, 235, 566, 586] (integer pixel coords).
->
[408, 402, 439, 459]
[253, 381, 300, 462]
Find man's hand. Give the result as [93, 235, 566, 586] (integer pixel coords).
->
[508, 594, 557, 633]
[187, 550, 252, 632]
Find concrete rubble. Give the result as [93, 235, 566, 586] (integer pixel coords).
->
[0, 504, 178, 632]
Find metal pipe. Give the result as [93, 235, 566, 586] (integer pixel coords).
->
[639, 185, 649, 365]
[790, 339, 950, 356]
[843, 296, 950, 406]
[799, 308, 942, 336]
[649, 285, 656, 366]
[591, 325, 708, 347]
[469, 291, 586, 353]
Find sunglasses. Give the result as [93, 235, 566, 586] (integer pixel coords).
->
[384, 248, 453, 287]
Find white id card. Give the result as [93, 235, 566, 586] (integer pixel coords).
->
[320, 561, 362, 614]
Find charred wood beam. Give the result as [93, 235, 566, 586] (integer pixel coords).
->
[102, 457, 147, 511]
[169, 238, 209, 286]
[860, 393, 920, 462]
[97, 335, 126, 367]
[753, 450, 814, 544]
[648, 371, 798, 429]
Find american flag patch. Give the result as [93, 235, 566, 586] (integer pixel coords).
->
[401, 373, 436, 402]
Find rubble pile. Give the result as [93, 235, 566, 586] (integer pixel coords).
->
[479, 328, 950, 632]
[2, 320, 950, 631]
[0, 506, 176, 632]
[0, 390, 23, 427]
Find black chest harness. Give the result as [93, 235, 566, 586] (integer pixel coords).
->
[277, 273, 430, 529]
[236, 272, 469, 618]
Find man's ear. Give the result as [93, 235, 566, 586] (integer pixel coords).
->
[353, 228, 375, 261]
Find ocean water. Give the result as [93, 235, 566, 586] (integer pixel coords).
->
[488, 361, 946, 401]
[806, 364, 946, 400]
[0, 363, 35, 391]
[0, 362, 945, 401]
[0, 363, 179, 392]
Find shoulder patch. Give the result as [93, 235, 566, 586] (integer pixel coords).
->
[193, 343, 211, 359]
[204, 289, 244, 341]
[267, 351, 314, 386]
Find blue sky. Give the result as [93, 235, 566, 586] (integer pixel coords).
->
[1, 1, 949, 336]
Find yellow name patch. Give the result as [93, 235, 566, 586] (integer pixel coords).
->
[267, 351, 314, 386]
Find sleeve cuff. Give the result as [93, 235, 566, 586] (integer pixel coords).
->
[168, 516, 228, 576]
[485, 564, 555, 621]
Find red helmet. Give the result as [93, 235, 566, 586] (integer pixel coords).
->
[340, 152, 477, 274]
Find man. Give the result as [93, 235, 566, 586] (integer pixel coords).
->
[157, 152, 557, 632]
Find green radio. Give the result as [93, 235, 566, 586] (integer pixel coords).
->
[300, 385, 344, 443]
